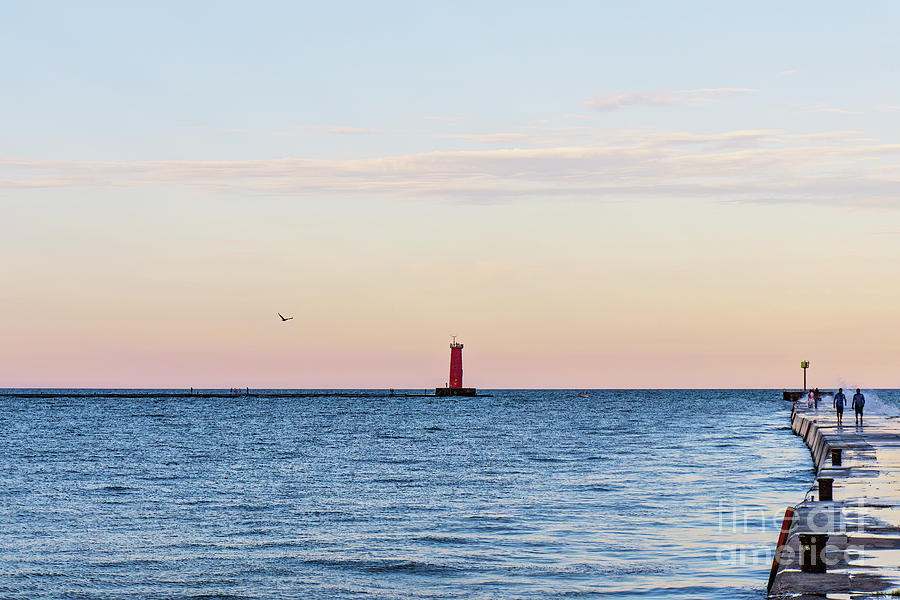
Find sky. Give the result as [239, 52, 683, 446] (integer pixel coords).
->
[2, 1, 900, 388]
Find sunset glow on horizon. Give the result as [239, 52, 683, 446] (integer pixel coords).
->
[3, 2, 900, 388]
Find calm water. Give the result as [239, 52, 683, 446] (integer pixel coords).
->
[3, 389, 886, 599]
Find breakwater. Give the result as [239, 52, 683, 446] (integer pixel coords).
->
[0, 389, 493, 399]
[769, 401, 900, 596]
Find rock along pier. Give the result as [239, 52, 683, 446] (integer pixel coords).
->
[768, 399, 900, 597]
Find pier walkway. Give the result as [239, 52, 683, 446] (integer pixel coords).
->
[769, 401, 900, 597]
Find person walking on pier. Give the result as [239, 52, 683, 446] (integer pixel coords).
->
[813, 388, 820, 409]
[834, 388, 847, 426]
[852, 388, 866, 426]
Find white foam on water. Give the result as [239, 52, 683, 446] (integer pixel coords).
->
[835, 379, 899, 416]
[859, 390, 900, 417]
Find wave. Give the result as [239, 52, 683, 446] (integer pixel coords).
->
[303, 556, 461, 576]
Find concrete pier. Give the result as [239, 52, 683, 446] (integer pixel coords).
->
[782, 389, 834, 402]
[0, 390, 492, 399]
[769, 401, 900, 597]
[434, 387, 477, 397]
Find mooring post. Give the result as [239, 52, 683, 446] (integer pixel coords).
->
[799, 533, 829, 573]
[818, 477, 834, 501]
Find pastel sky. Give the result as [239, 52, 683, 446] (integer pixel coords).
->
[3, 1, 900, 388]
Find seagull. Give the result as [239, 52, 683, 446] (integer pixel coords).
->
[277, 313, 294, 322]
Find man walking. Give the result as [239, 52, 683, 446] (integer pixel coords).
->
[852, 388, 866, 426]
[813, 388, 820, 409]
[834, 387, 846, 426]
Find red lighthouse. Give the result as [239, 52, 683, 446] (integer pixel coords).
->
[436, 336, 477, 396]
[449, 337, 463, 388]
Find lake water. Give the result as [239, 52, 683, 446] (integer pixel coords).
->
[4, 389, 888, 599]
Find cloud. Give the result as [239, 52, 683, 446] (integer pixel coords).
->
[625, 129, 779, 148]
[0, 177, 84, 188]
[444, 133, 532, 144]
[186, 124, 384, 137]
[3, 129, 900, 206]
[319, 126, 382, 135]
[584, 88, 758, 111]
[812, 106, 864, 116]
[777, 69, 801, 77]
[782, 131, 860, 141]
[444, 127, 591, 146]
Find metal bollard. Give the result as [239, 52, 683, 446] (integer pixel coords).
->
[818, 477, 834, 501]
[799, 533, 829, 573]
[832, 448, 842, 466]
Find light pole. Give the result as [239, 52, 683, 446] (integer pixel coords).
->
[801, 360, 810, 390]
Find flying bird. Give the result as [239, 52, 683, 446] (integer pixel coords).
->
[278, 313, 294, 322]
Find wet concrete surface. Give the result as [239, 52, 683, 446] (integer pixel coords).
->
[770, 403, 900, 597]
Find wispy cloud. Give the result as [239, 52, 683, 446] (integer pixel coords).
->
[319, 126, 382, 135]
[626, 129, 779, 148]
[811, 105, 864, 116]
[584, 88, 758, 111]
[782, 130, 860, 141]
[777, 69, 801, 77]
[444, 133, 532, 144]
[186, 124, 384, 137]
[3, 129, 900, 206]
[444, 127, 591, 146]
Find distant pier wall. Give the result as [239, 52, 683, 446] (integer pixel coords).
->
[0, 390, 490, 399]
[782, 390, 834, 402]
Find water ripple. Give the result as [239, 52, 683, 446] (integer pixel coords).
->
[2, 388, 877, 599]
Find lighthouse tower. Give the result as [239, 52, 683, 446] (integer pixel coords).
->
[436, 336, 477, 396]
[449, 337, 463, 388]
